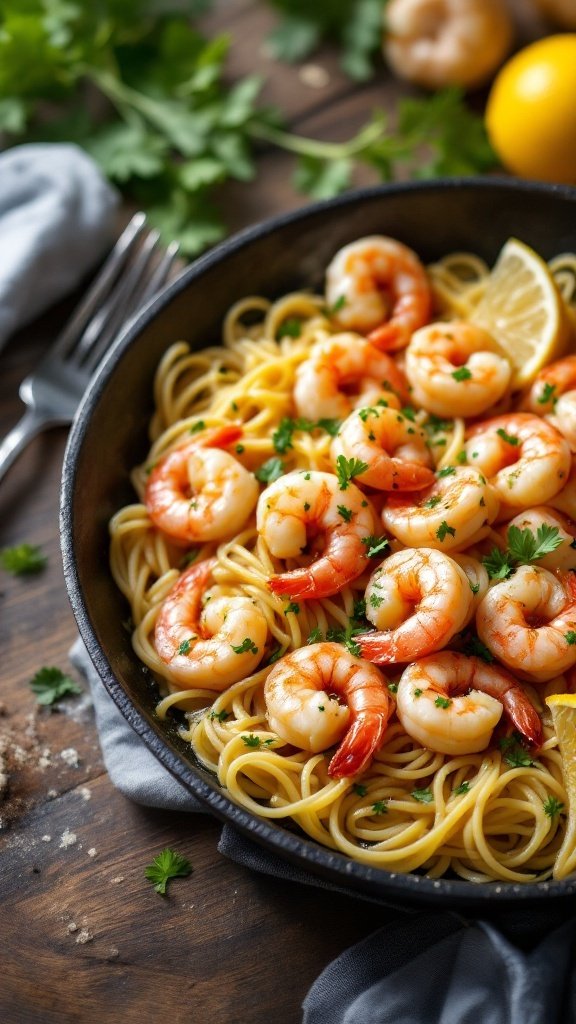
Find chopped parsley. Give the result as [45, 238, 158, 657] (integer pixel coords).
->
[326, 622, 363, 656]
[537, 382, 556, 405]
[543, 795, 565, 818]
[284, 602, 300, 615]
[177, 637, 196, 655]
[353, 783, 367, 796]
[499, 733, 534, 768]
[255, 457, 285, 483]
[482, 524, 563, 580]
[361, 535, 389, 558]
[388, 682, 398, 694]
[434, 696, 452, 709]
[436, 520, 456, 542]
[437, 465, 455, 478]
[266, 645, 286, 665]
[272, 416, 342, 454]
[208, 709, 230, 722]
[335, 454, 368, 489]
[0, 543, 47, 575]
[411, 787, 433, 803]
[144, 848, 192, 896]
[327, 295, 347, 315]
[276, 318, 302, 339]
[231, 637, 259, 655]
[453, 781, 470, 795]
[496, 427, 519, 446]
[29, 667, 82, 706]
[451, 366, 472, 382]
[372, 800, 388, 814]
[241, 734, 262, 748]
[566, 631, 576, 645]
[458, 632, 495, 663]
[423, 495, 442, 509]
[189, 419, 206, 434]
[307, 627, 323, 644]
[337, 504, 354, 522]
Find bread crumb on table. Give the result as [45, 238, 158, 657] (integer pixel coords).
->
[59, 829, 77, 849]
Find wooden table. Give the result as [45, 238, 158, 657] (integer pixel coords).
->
[0, 2, 549, 1021]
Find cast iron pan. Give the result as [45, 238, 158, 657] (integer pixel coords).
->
[61, 178, 576, 909]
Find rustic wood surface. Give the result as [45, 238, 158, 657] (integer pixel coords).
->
[0, 2, 550, 1022]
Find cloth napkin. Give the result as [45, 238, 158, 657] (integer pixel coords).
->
[0, 142, 119, 350]
[2, 140, 575, 1023]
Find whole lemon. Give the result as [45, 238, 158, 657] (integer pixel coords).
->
[486, 34, 576, 184]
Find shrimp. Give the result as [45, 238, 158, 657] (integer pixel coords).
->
[526, 355, 576, 451]
[330, 406, 435, 491]
[384, 0, 513, 91]
[293, 334, 410, 421]
[358, 548, 472, 664]
[264, 643, 393, 778]
[404, 320, 511, 418]
[154, 559, 268, 689]
[325, 236, 432, 352]
[382, 466, 500, 551]
[464, 413, 571, 509]
[396, 652, 542, 756]
[256, 470, 377, 599]
[497, 507, 576, 573]
[145, 425, 259, 544]
[476, 565, 576, 682]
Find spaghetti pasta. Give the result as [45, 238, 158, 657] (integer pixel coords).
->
[110, 239, 576, 884]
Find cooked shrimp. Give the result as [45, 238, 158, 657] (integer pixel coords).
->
[325, 236, 431, 352]
[404, 320, 511, 418]
[497, 507, 576, 573]
[476, 566, 576, 682]
[396, 652, 542, 756]
[264, 643, 393, 778]
[154, 559, 268, 689]
[331, 406, 435, 491]
[526, 355, 576, 451]
[384, 0, 513, 90]
[293, 334, 410, 421]
[464, 413, 571, 509]
[451, 553, 489, 619]
[358, 548, 472, 663]
[382, 466, 500, 551]
[256, 470, 376, 599]
[145, 425, 259, 544]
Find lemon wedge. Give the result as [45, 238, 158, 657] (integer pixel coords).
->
[470, 237, 569, 389]
[545, 693, 576, 879]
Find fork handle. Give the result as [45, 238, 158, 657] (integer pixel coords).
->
[0, 409, 60, 485]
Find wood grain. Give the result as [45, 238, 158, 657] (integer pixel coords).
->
[0, 1, 554, 1020]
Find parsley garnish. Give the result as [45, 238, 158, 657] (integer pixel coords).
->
[496, 427, 519, 446]
[482, 524, 563, 580]
[307, 627, 323, 644]
[361, 535, 389, 558]
[328, 295, 347, 315]
[337, 504, 353, 522]
[353, 783, 367, 796]
[0, 543, 47, 576]
[434, 696, 451, 709]
[372, 800, 388, 814]
[231, 637, 259, 655]
[177, 637, 196, 655]
[29, 667, 82, 706]
[241, 734, 273, 748]
[453, 781, 470, 795]
[326, 622, 363, 656]
[144, 848, 192, 896]
[276, 318, 302, 339]
[189, 419, 205, 434]
[388, 682, 398, 695]
[423, 495, 442, 509]
[458, 632, 494, 663]
[437, 465, 455, 478]
[499, 734, 534, 768]
[335, 454, 368, 489]
[565, 631, 576, 645]
[208, 710, 230, 722]
[411, 787, 433, 803]
[543, 796, 565, 818]
[436, 520, 456, 542]
[266, 645, 286, 665]
[451, 367, 472, 382]
[255, 457, 285, 483]
[284, 602, 300, 615]
[538, 383, 556, 405]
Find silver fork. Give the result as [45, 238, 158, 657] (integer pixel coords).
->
[0, 213, 179, 485]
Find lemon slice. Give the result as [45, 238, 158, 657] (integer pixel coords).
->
[545, 693, 576, 880]
[470, 237, 568, 389]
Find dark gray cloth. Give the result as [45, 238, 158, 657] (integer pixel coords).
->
[0, 143, 118, 348]
[70, 639, 576, 1023]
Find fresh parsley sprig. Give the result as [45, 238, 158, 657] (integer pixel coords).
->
[29, 667, 82, 706]
[0, 5, 495, 253]
[0, 543, 47, 575]
[482, 524, 563, 581]
[144, 848, 193, 896]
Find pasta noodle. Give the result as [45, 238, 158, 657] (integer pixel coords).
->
[110, 242, 576, 885]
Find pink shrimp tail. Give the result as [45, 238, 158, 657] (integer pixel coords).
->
[503, 694, 543, 749]
[376, 461, 435, 492]
[367, 323, 409, 352]
[268, 553, 367, 600]
[328, 710, 390, 778]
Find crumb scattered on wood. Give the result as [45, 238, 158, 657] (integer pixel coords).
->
[59, 829, 77, 849]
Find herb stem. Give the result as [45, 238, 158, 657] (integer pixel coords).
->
[248, 117, 386, 161]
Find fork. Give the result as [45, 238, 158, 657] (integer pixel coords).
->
[0, 212, 179, 485]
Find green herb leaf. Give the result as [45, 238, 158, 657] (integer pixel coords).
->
[231, 637, 259, 655]
[411, 787, 433, 803]
[241, 733, 262, 748]
[436, 520, 456, 542]
[451, 367, 472, 382]
[361, 535, 389, 558]
[335, 454, 368, 490]
[255, 457, 285, 484]
[506, 524, 563, 565]
[29, 667, 82, 707]
[543, 795, 565, 818]
[453, 781, 470, 795]
[499, 733, 534, 768]
[353, 783, 367, 796]
[0, 543, 47, 575]
[276, 318, 302, 339]
[482, 547, 514, 581]
[144, 848, 192, 896]
[496, 427, 519, 446]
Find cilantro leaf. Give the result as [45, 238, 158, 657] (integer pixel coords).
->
[29, 667, 82, 706]
[144, 848, 192, 895]
[0, 543, 47, 575]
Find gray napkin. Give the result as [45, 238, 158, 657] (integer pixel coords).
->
[70, 639, 576, 1024]
[0, 142, 119, 349]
